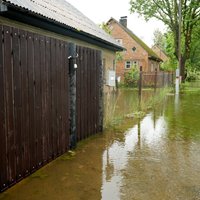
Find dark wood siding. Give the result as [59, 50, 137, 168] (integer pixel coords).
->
[0, 24, 103, 192]
[0, 25, 70, 191]
[76, 46, 101, 141]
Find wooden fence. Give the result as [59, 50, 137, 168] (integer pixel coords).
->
[0, 25, 103, 192]
[139, 67, 174, 88]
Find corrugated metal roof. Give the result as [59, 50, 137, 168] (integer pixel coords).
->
[2, 0, 123, 49]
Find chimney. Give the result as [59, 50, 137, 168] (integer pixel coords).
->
[119, 16, 127, 27]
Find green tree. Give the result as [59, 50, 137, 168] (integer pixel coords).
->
[153, 29, 165, 50]
[130, 0, 200, 80]
[189, 21, 200, 71]
[99, 22, 111, 34]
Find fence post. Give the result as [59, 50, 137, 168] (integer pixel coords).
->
[68, 43, 77, 149]
[138, 66, 142, 101]
[154, 68, 157, 93]
[168, 71, 170, 86]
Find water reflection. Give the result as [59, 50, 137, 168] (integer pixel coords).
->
[101, 91, 200, 200]
[101, 113, 168, 199]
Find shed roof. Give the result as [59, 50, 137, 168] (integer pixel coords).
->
[108, 18, 162, 61]
[1, 0, 123, 51]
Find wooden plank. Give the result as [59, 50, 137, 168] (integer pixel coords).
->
[12, 28, 23, 180]
[92, 50, 96, 135]
[64, 42, 69, 151]
[0, 25, 7, 191]
[33, 33, 42, 167]
[93, 50, 97, 134]
[86, 48, 90, 137]
[50, 38, 57, 158]
[19, 29, 29, 177]
[80, 47, 85, 140]
[3, 25, 16, 185]
[59, 41, 65, 153]
[55, 39, 61, 155]
[27, 32, 36, 172]
[19, 30, 29, 177]
[76, 46, 81, 141]
[45, 37, 51, 160]
[96, 51, 101, 132]
[88, 49, 92, 136]
[39, 35, 47, 163]
[83, 48, 88, 138]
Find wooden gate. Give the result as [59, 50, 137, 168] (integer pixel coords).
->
[0, 25, 103, 192]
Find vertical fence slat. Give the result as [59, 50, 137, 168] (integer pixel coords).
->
[80, 47, 84, 140]
[4, 26, 16, 185]
[33, 34, 42, 167]
[27, 32, 36, 172]
[19, 29, 29, 177]
[0, 25, 7, 191]
[76, 46, 81, 141]
[60, 41, 64, 151]
[45, 37, 51, 159]
[64, 43, 69, 151]
[12, 28, 23, 179]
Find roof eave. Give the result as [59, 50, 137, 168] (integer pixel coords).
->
[1, 5, 123, 52]
[148, 56, 163, 62]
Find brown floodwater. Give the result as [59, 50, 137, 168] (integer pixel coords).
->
[1, 88, 200, 200]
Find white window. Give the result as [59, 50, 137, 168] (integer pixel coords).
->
[125, 61, 131, 69]
[125, 60, 139, 69]
[132, 60, 139, 67]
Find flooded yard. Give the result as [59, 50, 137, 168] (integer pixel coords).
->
[1, 87, 200, 200]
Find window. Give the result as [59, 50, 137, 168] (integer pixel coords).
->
[132, 47, 136, 52]
[116, 38, 123, 45]
[125, 61, 131, 69]
[132, 60, 138, 67]
[125, 60, 139, 69]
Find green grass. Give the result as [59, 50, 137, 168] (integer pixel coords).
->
[104, 87, 171, 129]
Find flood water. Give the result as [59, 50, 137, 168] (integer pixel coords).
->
[1, 87, 200, 200]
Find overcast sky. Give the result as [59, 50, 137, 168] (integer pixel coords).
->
[66, 0, 166, 47]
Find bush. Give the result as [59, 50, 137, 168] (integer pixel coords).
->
[124, 66, 139, 87]
[186, 68, 200, 81]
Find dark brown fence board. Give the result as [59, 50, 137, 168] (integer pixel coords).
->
[33, 34, 42, 167]
[83, 48, 88, 139]
[0, 25, 7, 191]
[27, 32, 36, 172]
[55, 39, 60, 155]
[12, 28, 23, 180]
[76, 46, 81, 141]
[0, 24, 102, 192]
[59, 41, 65, 154]
[4, 26, 16, 185]
[64, 43, 69, 151]
[45, 37, 51, 159]
[80, 47, 85, 140]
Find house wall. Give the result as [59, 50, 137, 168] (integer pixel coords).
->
[0, 16, 115, 93]
[148, 59, 161, 72]
[108, 21, 149, 80]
